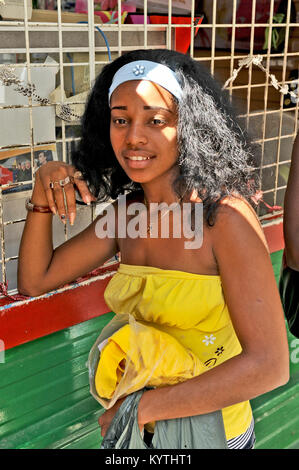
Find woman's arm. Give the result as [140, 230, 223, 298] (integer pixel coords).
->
[283, 132, 299, 269]
[137, 198, 289, 427]
[18, 164, 118, 296]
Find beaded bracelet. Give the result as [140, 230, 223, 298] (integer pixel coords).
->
[25, 198, 53, 214]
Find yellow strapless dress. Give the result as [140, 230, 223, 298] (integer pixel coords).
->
[96, 263, 253, 441]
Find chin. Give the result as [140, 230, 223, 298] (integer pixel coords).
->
[124, 170, 156, 184]
[129, 175, 155, 184]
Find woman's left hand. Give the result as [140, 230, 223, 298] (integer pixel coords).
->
[98, 397, 144, 438]
[98, 398, 125, 438]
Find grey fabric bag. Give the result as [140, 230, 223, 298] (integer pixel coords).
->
[101, 389, 228, 449]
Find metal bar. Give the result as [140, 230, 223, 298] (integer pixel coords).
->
[3, 219, 27, 226]
[22, 0, 36, 235]
[57, 0, 66, 164]
[1, 56, 299, 69]
[1, 80, 297, 104]
[87, 0, 96, 86]
[238, 108, 298, 118]
[228, 0, 237, 98]
[1, 49, 298, 61]
[210, 0, 217, 76]
[117, 0, 122, 57]
[144, 0, 148, 49]
[189, 0, 195, 59]
[257, 0, 275, 217]
[245, 0, 257, 131]
[273, 0, 292, 208]
[167, 0, 172, 50]
[2, 21, 297, 29]
[56, 0, 68, 242]
[0, 24, 172, 31]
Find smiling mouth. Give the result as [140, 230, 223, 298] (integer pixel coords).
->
[126, 156, 153, 161]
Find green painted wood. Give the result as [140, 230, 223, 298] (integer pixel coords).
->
[0, 250, 298, 449]
[0, 313, 115, 449]
[251, 249, 299, 449]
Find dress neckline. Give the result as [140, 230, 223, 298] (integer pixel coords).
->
[118, 263, 221, 280]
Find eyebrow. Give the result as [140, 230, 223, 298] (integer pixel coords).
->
[110, 105, 173, 113]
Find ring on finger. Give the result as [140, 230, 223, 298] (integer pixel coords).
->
[59, 175, 74, 187]
[49, 180, 59, 189]
[74, 170, 84, 180]
[49, 176, 74, 189]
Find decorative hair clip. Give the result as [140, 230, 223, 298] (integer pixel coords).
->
[133, 65, 145, 76]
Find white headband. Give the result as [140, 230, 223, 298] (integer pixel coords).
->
[108, 60, 183, 103]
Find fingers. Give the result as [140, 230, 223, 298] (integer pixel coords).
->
[99, 424, 108, 438]
[98, 397, 125, 440]
[98, 414, 108, 438]
[52, 182, 69, 224]
[49, 177, 76, 225]
[36, 162, 96, 225]
[73, 178, 97, 205]
[44, 186, 58, 215]
[71, 167, 96, 205]
[63, 181, 77, 226]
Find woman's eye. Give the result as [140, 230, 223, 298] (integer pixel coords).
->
[113, 118, 127, 125]
[151, 118, 166, 125]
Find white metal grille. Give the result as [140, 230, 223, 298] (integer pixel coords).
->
[0, 0, 298, 294]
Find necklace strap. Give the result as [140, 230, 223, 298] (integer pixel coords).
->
[143, 195, 184, 208]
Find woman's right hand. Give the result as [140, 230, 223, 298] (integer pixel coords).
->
[34, 161, 97, 225]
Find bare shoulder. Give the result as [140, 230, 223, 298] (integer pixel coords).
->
[217, 195, 260, 222]
[213, 195, 262, 228]
[210, 195, 268, 251]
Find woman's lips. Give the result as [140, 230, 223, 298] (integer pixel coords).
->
[123, 153, 155, 169]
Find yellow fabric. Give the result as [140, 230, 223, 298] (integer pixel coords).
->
[102, 263, 253, 441]
[95, 323, 205, 399]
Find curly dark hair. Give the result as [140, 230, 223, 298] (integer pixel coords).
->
[72, 48, 260, 224]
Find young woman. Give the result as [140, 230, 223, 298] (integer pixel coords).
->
[18, 49, 289, 449]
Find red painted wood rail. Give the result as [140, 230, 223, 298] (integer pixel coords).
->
[0, 264, 118, 351]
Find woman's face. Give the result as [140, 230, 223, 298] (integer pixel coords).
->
[110, 80, 178, 185]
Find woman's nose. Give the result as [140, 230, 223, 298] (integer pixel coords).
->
[125, 123, 147, 146]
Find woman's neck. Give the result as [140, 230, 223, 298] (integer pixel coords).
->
[141, 167, 186, 205]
